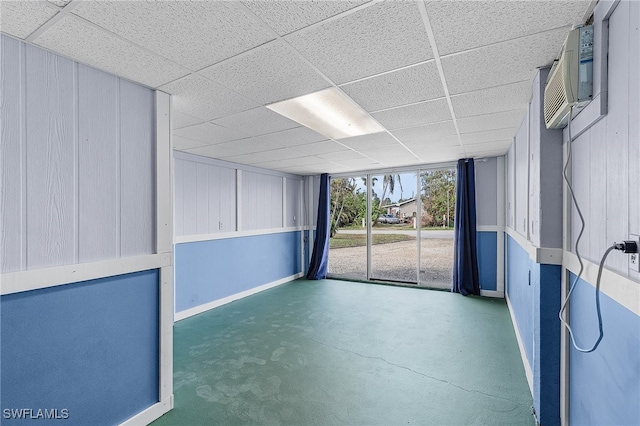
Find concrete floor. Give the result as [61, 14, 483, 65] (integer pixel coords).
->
[152, 279, 535, 425]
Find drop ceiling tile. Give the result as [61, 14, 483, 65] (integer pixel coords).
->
[460, 128, 516, 145]
[333, 158, 381, 171]
[285, 2, 433, 84]
[404, 135, 461, 150]
[159, 74, 258, 120]
[48, 0, 71, 7]
[412, 146, 465, 161]
[464, 140, 513, 156]
[338, 132, 397, 150]
[34, 16, 189, 88]
[392, 121, 458, 144]
[317, 150, 368, 162]
[457, 109, 526, 134]
[443, 28, 568, 95]
[173, 111, 206, 129]
[174, 122, 247, 145]
[425, 0, 589, 55]
[219, 126, 327, 153]
[357, 143, 413, 158]
[71, 1, 274, 71]
[184, 143, 244, 159]
[173, 135, 208, 151]
[212, 107, 299, 139]
[1, 1, 59, 39]
[371, 99, 451, 130]
[226, 148, 308, 164]
[201, 41, 330, 105]
[292, 140, 348, 156]
[451, 81, 531, 119]
[341, 62, 444, 112]
[242, 1, 367, 36]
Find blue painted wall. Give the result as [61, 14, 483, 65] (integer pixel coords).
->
[506, 235, 561, 426]
[1, 270, 159, 425]
[569, 273, 640, 425]
[477, 231, 497, 291]
[175, 231, 302, 313]
[506, 235, 534, 366]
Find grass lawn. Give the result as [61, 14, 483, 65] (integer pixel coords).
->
[330, 233, 415, 249]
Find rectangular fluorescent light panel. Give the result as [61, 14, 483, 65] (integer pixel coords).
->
[266, 87, 385, 140]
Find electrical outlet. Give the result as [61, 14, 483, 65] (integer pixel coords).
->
[219, 221, 223, 230]
[630, 234, 639, 272]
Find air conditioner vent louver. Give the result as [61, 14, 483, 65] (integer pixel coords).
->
[543, 25, 593, 129]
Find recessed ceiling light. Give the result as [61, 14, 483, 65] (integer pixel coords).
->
[266, 87, 385, 140]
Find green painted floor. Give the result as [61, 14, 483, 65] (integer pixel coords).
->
[152, 279, 535, 425]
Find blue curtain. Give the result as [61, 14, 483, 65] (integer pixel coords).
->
[307, 173, 330, 280]
[452, 159, 480, 295]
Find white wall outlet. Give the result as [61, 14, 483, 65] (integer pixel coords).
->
[219, 221, 223, 230]
[630, 234, 640, 272]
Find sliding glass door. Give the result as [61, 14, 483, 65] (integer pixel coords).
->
[327, 167, 455, 289]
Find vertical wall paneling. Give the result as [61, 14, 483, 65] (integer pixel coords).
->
[475, 158, 498, 226]
[282, 177, 287, 228]
[571, 131, 591, 258]
[207, 164, 220, 232]
[220, 167, 236, 232]
[174, 159, 185, 237]
[237, 170, 243, 231]
[182, 159, 197, 236]
[242, 171, 256, 230]
[78, 65, 118, 263]
[507, 144, 515, 229]
[25, 44, 76, 270]
[514, 114, 529, 237]
[271, 174, 284, 229]
[286, 178, 302, 228]
[529, 77, 541, 245]
[588, 119, 608, 260]
[629, 0, 640, 282]
[1, 36, 23, 273]
[120, 80, 155, 257]
[196, 162, 208, 234]
[605, 1, 630, 274]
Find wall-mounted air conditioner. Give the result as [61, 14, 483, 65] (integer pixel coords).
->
[543, 25, 593, 129]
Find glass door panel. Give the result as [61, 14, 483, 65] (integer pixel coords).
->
[370, 172, 419, 283]
[419, 168, 455, 289]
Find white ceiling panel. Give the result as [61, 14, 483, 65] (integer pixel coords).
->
[461, 128, 516, 145]
[242, 0, 368, 36]
[426, 0, 589, 56]
[71, 1, 274, 71]
[457, 109, 527, 134]
[201, 41, 330, 105]
[48, 0, 71, 7]
[285, 1, 433, 84]
[391, 121, 458, 144]
[34, 16, 189, 88]
[358, 144, 417, 158]
[340, 62, 443, 112]
[464, 140, 514, 155]
[293, 140, 349, 156]
[173, 135, 208, 151]
[217, 126, 326, 153]
[184, 143, 245, 159]
[333, 158, 381, 171]
[212, 107, 299, 139]
[174, 122, 247, 145]
[338, 132, 398, 150]
[159, 74, 259, 120]
[443, 28, 569, 95]
[404, 135, 461, 150]
[317, 150, 369, 162]
[173, 111, 206, 130]
[225, 147, 308, 164]
[0, 1, 59, 39]
[451, 81, 531, 119]
[372, 99, 452, 130]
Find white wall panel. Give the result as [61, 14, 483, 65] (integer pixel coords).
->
[120, 80, 155, 257]
[1, 36, 157, 274]
[506, 144, 515, 229]
[475, 157, 498, 227]
[1, 36, 24, 272]
[196, 162, 208, 234]
[78, 65, 118, 263]
[174, 158, 185, 237]
[182, 158, 198, 236]
[242, 171, 258, 230]
[286, 178, 302, 228]
[25, 44, 76, 270]
[528, 76, 541, 245]
[219, 167, 236, 232]
[570, 131, 590, 259]
[514, 115, 529, 237]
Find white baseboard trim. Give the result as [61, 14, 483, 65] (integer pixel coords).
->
[175, 272, 304, 322]
[119, 396, 173, 426]
[480, 289, 503, 298]
[506, 293, 534, 396]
